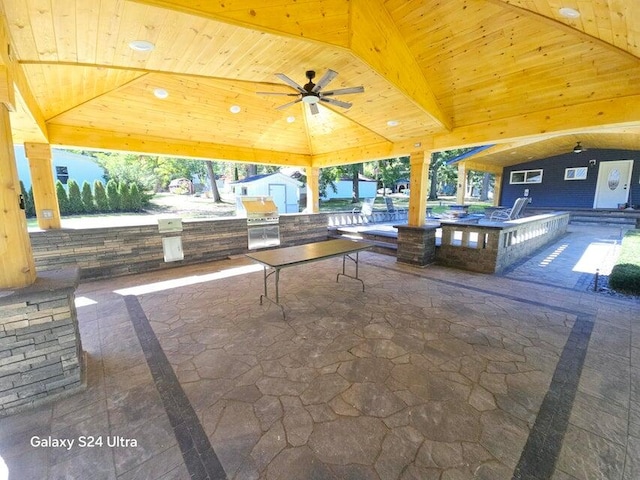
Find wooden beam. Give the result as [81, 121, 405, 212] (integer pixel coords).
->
[487, 0, 640, 62]
[25, 143, 61, 230]
[305, 167, 320, 213]
[128, 0, 351, 48]
[349, 0, 451, 130]
[0, 14, 48, 140]
[0, 104, 36, 288]
[456, 162, 467, 205]
[311, 141, 395, 168]
[407, 151, 430, 227]
[130, 0, 451, 132]
[493, 173, 503, 207]
[432, 95, 640, 151]
[47, 124, 312, 167]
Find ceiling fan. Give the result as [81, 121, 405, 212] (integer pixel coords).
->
[258, 69, 364, 115]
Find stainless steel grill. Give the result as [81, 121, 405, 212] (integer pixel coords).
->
[241, 197, 281, 249]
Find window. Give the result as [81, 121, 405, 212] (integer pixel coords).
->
[564, 167, 587, 180]
[510, 169, 543, 184]
[55, 166, 69, 184]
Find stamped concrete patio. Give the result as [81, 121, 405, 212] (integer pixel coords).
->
[1, 225, 639, 480]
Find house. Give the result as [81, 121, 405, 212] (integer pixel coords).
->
[499, 149, 640, 209]
[232, 173, 302, 214]
[322, 174, 377, 200]
[15, 145, 106, 191]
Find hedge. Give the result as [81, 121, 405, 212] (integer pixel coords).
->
[609, 229, 640, 295]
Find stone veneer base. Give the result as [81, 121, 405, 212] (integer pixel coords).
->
[0, 268, 85, 416]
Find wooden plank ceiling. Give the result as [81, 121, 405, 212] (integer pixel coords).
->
[1, 0, 639, 168]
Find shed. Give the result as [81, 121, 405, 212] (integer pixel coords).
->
[322, 174, 377, 200]
[15, 146, 105, 191]
[232, 173, 302, 214]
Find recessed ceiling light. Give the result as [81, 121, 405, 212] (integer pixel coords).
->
[287, 116, 295, 123]
[387, 120, 399, 127]
[153, 88, 168, 99]
[414, 142, 422, 148]
[128, 40, 155, 52]
[229, 105, 241, 114]
[559, 7, 580, 19]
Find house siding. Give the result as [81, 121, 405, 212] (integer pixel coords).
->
[501, 149, 640, 209]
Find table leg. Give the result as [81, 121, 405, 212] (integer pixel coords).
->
[337, 252, 365, 292]
[258, 266, 285, 318]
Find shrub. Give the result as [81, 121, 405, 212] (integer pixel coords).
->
[26, 187, 36, 218]
[130, 183, 142, 212]
[118, 182, 132, 211]
[106, 179, 120, 212]
[609, 230, 640, 295]
[81, 181, 95, 213]
[67, 179, 84, 214]
[94, 181, 108, 212]
[56, 181, 69, 215]
[20, 181, 35, 217]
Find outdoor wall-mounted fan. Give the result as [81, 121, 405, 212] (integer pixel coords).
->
[258, 70, 364, 115]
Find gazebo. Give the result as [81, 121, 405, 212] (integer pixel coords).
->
[2, 0, 640, 290]
[1, 2, 640, 478]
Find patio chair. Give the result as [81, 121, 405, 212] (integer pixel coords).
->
[384, 197, 407, 221]
[489, 197, 530, 221]
[352, 197, 375, 218]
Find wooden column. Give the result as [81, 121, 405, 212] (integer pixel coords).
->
[408, 150, 430, 226]
[0, 68, 36, 288]
[493, 173, 503, 206]
[456, 162, 467, 205]
[25, 143, 61, 229]
[305, 167, 320, 213]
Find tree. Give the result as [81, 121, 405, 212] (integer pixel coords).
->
[56, 181, 69, 215]
[20, 181, 35, 218]
[428, 149, 474, 200]
[81, 181, 95, 213]
[94, 181, 108, 211]
[67, 180, 84, 214]
[106, 179, 120, 211]
[205, 161, 221, 202]
[374, 157, 409, 195]
[118, 182, 132, 211]
[26, 186, 36, 218]
[130, 183, 143, 212]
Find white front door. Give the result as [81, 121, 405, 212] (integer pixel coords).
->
[593, 160, 633, 208]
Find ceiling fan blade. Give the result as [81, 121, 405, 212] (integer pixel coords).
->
[276, 99, 302, 110]
[321, 86, 365, 96]
[257, 91, 299, 96]
[309, 102, 320, 115]
[275, 73, 305, 92]
[312, 69, 338, 92]
[320, 97, 352, 109]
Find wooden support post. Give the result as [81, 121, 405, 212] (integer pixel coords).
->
[0, 104, 37, 288]
[25, 143, 61, 229]
[493, 173, 503, 206]
[456, 162, 467, 205]
[408, 150, 430, 226]
[306, 167, 320, 213]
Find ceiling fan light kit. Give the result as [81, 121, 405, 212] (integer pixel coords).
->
[573, 141, 583, 153]
[258, 69, 364, 115]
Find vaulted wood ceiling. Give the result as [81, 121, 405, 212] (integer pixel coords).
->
[1, 0, 639, 169]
